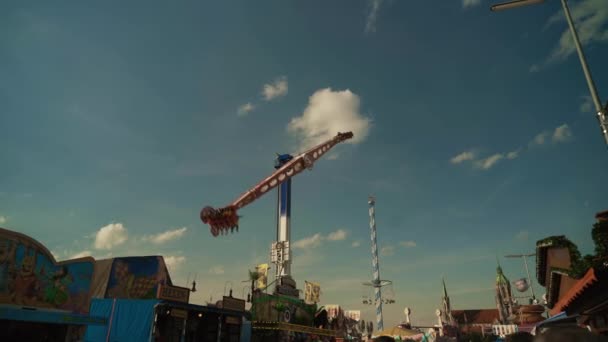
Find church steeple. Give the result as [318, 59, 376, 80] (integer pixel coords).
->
[441, 277, 454, 325]
[495, 256, 514, 323]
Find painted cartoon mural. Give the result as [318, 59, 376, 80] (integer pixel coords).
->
[0, 228, 94, 314]
[105, 256, 171, 299]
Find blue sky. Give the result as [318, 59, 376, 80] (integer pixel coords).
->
[1, 0, 607, 327]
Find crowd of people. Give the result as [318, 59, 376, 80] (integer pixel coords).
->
[369, 326, 608, 342]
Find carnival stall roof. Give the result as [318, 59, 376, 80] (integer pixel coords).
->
[451, 309, 500, 325]
[90, 256, 173, 299]
[85, 298, 251, 341]
[550, 268, 608, 316]
[376, 325, 422, 338]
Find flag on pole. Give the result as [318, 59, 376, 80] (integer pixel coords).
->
[304, 281, 321, 304]
[256, 264, 269, 289]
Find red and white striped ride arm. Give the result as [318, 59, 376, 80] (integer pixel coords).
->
[229, 132, 353, 209]
[200, 131, 353, 236]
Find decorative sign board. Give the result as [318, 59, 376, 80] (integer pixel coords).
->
[226, 316, 242, 325]
[222, 296, 246, 312]
[157, 284, 190, 303]
[171, 308, 188, 319]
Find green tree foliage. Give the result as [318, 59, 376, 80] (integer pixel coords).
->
[539, 219, 608, 279]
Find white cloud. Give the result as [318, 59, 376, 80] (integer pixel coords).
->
[209, 265, 225, 275]
[0, 216, 6, 224]
[531, 124, 573, 145]
[544, 0, 608, 64]
[70, 250, 93, 259]
[327, 153, 339, 160]
[292, 233, 323, 249]
[352, 241, 361, 248]
[450, 151, 475, 164]
[463, 0, 481, 8]
[327, 229, 348, 241]
[516, 230, 530, 241]
[399, 240, 417, 248]
[380, 245, 394, 256]
[506, 150, 519, 160]
[94, 223, 128, 250]
[144, 227, 188, 244]
[164, 255, 186, 271]
[474, 153, 504, 170]
[293, 230, 348, 249]
[237, 102, 255, 117]
[262, 76, 288, 101]
[552, 123, 572, 143]
[532, 131, 550, 145]
[287, 88, 371, 150]
[580, 95, 594, 113]
[365, 0, 383, 34]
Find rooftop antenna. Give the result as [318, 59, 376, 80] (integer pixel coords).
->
[191, 273, 198, 293]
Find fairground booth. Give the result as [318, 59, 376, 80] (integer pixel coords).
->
[0, 228, 106, 341]
[85, 256, 249, 341]
[0, 227, 249, 341]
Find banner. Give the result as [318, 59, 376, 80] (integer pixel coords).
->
[345, 310, 361, 322]
[304, 281, 321, 304]
[325, 305, 341, 320]
[256, 264, 269, 289]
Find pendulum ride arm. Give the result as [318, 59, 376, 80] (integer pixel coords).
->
[200, 131, 353, 236]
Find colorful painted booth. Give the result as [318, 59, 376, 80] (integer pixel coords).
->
[85, 256, 249, 341]
[0, 228, 106, 341]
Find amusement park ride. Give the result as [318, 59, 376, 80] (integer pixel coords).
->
[200, 131, 353, 296]
[361, 197, 395, 333]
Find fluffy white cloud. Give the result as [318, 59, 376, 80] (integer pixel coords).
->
[532, 131, 550, 145]
[352, 241, 361, 248]
[327, 229, 348, 241]
[262, 76, 288, 101]
[292, 233, 323, 249]
[532, 124, 573, 145]
[293, 229, 349, 249]
[209, 265, 225, 275]
[450, 151, 475, 164]
[70, 250, 93, 259]
[380, 245, 395, 256]
[94, 223, 128, 250]
[545, 0, 608, 63]
[144, 227, 188, 244]
[164, 256, 186, 271]
[0, 216, 6, 224]
[552, 124, 572, 143]
[288, 88, 371, 150]
[237, 103, 255, 117]
[365, 0, 383, 33]
[475, 153, 505, 170]
[452, 149, 518, 170]
[463, 0, 481, 8]
[399, 240, 417, 248]
[506, 150, 519, 160]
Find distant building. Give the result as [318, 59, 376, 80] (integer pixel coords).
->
[535, 209, 608, 336]
[495, 263, 514, 323]
[452, 309, 500, 335]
